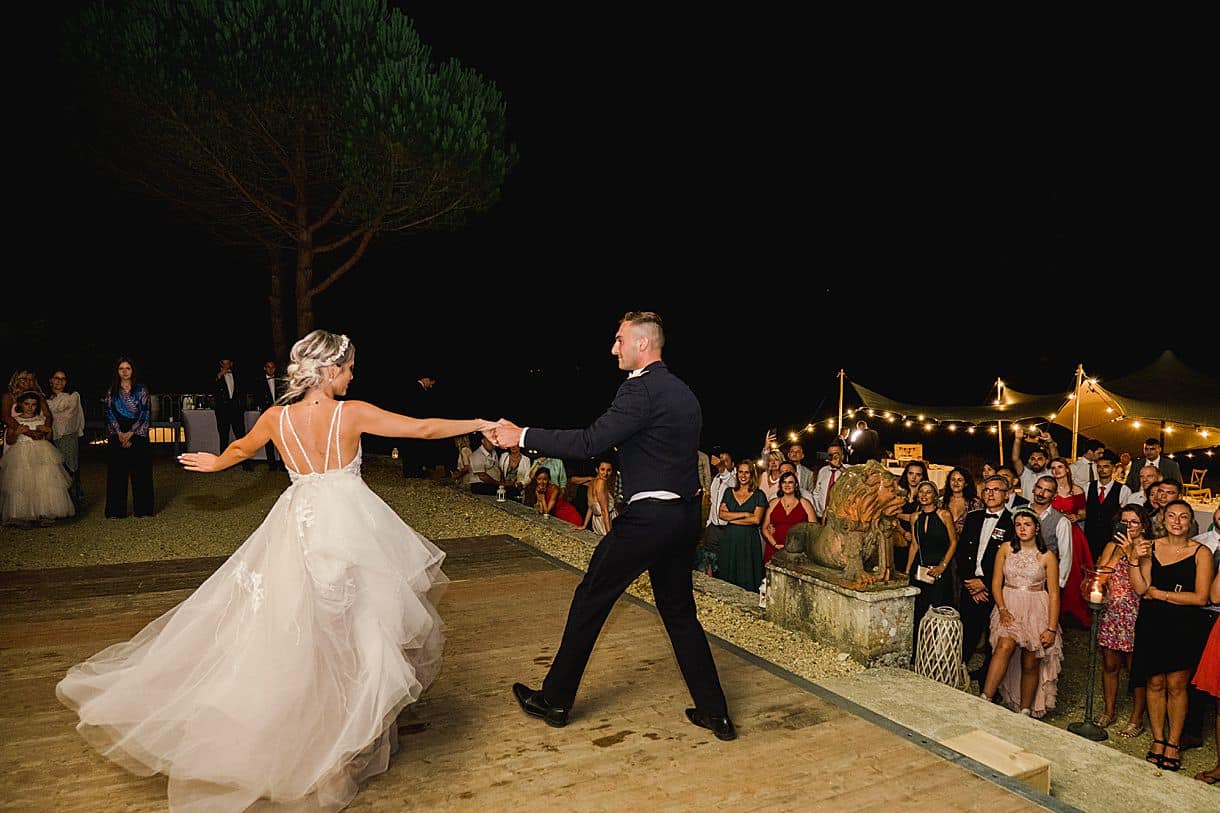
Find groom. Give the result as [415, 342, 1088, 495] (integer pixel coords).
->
[490, 311, 735, 740]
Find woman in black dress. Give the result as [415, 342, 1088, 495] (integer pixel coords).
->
[903, 480, 958, 664]
[1128, 499, 1216, 772]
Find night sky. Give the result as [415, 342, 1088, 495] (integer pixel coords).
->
[10, 4, 1217, 461]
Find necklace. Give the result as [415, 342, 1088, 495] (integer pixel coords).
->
[766, 472, 779, 485]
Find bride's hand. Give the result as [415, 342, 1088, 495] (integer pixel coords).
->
[179, 452, 218, 472]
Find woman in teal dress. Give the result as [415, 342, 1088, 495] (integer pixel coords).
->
[718, 461, 768, 591]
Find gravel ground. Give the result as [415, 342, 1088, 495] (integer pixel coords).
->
[4, 450, 1216, 778]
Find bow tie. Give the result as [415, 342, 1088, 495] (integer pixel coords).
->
[985, 513, 1003, 519]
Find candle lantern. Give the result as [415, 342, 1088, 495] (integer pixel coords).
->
[1068, 566, 1116, 741]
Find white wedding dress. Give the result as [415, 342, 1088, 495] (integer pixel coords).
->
[57, 403, 447, 811]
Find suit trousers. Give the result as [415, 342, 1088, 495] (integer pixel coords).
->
[215, 405, 245, 450]
[959, 588, 995, 674]
[542, 497, 728, 716]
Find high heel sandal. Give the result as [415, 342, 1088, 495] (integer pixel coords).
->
[1145, 738, 1166, 767]
[1161, 742, 1182, 772]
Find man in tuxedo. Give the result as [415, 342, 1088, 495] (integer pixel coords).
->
[400, 374, 440, 478]
[957, 474, 1016, 686]
[1124, 437, 1183, 492]
[213, 358, 253, 471]
[492, 311, 735, 740]
[254, 359, 286, 471]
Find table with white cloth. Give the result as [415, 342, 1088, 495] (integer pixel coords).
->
[1188, 496, 1219, 532]
[182, 409, 266, 459]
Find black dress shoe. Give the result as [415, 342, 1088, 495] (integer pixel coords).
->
[685, 708, 737, 741]
[512, 683, 569, 728]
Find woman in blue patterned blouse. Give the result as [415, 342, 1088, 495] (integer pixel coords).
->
[105, 356, 154, 518]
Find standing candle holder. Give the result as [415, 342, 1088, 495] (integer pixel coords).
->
[1068, 565, 1116, 742]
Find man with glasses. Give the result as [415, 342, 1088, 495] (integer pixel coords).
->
[1124, 437, 1182, 492]
[956, 475, 1016, 686]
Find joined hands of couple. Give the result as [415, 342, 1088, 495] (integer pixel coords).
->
[482, 418, 524, 449]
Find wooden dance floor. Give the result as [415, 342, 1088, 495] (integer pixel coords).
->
[0, 536, 1050, 812]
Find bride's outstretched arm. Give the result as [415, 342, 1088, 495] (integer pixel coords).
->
[347, 401, 495, 440]
[180, 410, 276, 473]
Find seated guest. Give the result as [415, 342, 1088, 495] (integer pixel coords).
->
[451, 434, 472, 483]
[530, 467, 583, 527]
[1128, 500, 1215, 772]
[980, 507, 1063, 718]
[498, 443, 532, 500]
[1095, 504, 1149, 736]
[528, 455, 567, 490]
[466, 434, 502, 495]
[581, 458, 618, 536]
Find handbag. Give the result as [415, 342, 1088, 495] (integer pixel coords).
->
[913, 513, 936, 584]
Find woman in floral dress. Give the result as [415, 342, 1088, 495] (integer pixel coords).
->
[1094, 504, 1147, 736]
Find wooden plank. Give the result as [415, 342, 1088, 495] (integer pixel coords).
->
[0, 535, 1043, 812]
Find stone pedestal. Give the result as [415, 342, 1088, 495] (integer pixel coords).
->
[766, 558, 918, 667]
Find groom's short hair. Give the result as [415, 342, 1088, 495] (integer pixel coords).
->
[621, 311, 665, 351]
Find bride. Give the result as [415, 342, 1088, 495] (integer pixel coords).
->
[57, 330, 495, 811]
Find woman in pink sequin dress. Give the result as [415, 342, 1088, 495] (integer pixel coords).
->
[980, 507, 1064, 718]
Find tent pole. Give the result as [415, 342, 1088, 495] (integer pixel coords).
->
[995, 377, 1004, 466]
[837, 369, 845, 440]
[1071, 363, 1083, 460]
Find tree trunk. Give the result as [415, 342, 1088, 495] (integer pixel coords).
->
[267, 245, 289, 362]
[295, 241, 315, 337]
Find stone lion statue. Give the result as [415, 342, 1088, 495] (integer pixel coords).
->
[781, 460, 907, 588]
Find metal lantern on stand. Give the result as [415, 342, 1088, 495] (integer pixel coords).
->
[1067, 565, 1116, 741]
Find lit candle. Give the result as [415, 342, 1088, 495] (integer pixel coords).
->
[1089, 584, 1103, 604]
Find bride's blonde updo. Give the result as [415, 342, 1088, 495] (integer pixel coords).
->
[278, 330, 355, 404]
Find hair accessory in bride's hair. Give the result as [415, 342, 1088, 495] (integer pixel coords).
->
[323, 334, 349, 365]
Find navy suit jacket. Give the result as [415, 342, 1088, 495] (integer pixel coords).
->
[956, 507, 1016, 590]
[523, 361, 702, 501]
[1125, 455, 1182, 490]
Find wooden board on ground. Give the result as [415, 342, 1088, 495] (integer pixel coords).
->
[0, 535, 1046, 812]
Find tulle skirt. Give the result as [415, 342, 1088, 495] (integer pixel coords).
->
[57, 468, 446, 811]
[0, 437, 74, 523]
[989, 586, 1063, 718]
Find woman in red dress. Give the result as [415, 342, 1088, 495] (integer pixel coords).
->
[761, 472, 815, 566]
[531, 466, 584, 527]
[1049, 457, 1095, 628]
[1191, 544, 1220, 785]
